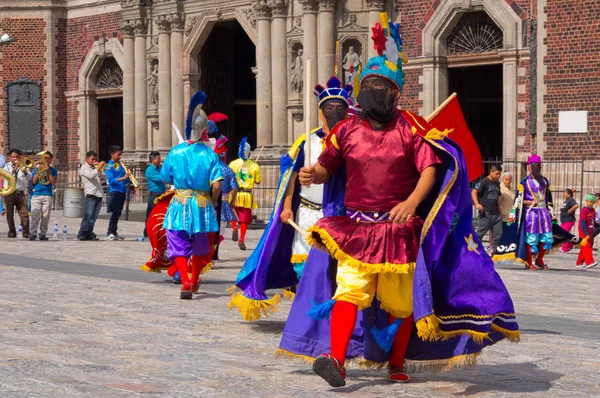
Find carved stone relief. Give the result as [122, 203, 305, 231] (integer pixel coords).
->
[290, 45, 304, 96]
[147, 58, 159, 108]
[96, 57, 123, 89]
[185, 16, 199, 37]
[341, 40, 362, 84]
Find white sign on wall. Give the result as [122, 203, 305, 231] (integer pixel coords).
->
[559, 111, 588, 133]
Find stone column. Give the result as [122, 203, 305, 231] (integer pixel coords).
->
[254, 1, 273, 146]
[318, 0, 336, 83]
[169, 13, 185, 147]
[134, 19, 148, 152]
[156, 15, 172, 150]
[120, 21, 136, 151]
[300, 0, 319, 128]
[268, 0, 288, 144]
[366, 0, 385, 59]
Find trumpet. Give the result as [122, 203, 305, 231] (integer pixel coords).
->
[121, 161, 139, 189]
[0, 167, 16, 196]
[20, 157, 34, 172]
[95, 161, 107, 172]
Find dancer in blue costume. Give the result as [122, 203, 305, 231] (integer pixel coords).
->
[277, 13, 519, 387]
[228, 76, 353, 321]
[161, 91, 223, 299]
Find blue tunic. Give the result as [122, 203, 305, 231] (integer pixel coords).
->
[160, 142, 223, 233]
[219, 160, 239, 223]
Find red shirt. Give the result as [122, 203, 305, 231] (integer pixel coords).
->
[318, 111, 441, 212]
[579, 206, 596, 235]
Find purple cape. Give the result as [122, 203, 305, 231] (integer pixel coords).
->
[278, 134, 520, 371]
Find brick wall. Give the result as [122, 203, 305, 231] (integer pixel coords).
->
[543, 1, 600, 160]
[55, 12, 121, 164]
[0, 18, 47, 153]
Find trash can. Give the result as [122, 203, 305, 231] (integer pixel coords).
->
[63, 187, 85, 218]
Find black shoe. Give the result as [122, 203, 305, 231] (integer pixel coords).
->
[7, 233, 16, 238]
[77, 235, 88, 241]
[232, 230, 239, 242]
[29, 235, 37, 241]
[39, 235, 48, 241]
[238, 241, 246, 251]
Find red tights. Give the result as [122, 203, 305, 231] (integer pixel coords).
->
[231, 221, 248, 242]
[174, 255, 207, 287]
[330, 301, 413, 368]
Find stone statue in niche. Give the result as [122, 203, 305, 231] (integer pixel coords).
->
[342, 46, 362, 84]
[147, 63, 159, 105]
[290, 48, 304, 95]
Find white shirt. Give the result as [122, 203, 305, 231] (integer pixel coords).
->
[79, 163, 104, 198]
[3, 162, 31, 193]
[299, 134, 324, 205]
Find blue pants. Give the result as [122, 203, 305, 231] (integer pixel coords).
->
[107, 192, 126, 235]
[0, 197, 4, 214]
[78, 195, 103, 239]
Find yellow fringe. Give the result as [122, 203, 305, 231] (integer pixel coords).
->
[139, 264, 167, 273]
[283, 288, 296, 301]
[416, 314, 520, 345]
[492, 253, 516, 262]
[290, 254, 308, 264]
[274, 349, 481, 373]
[225, 285, 237, 294]
[200, 261, 213, 275]
[235, 191, 258, 209]
[307, 226, 416, 275]
[228, 290, 282, 322]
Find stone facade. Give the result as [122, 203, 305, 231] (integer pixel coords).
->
[0, 0, 599, 163]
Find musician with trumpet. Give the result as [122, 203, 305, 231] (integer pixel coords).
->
[2, 148, 31, 238]
[142, 151, 166, 240]
[30, 150, 58, 241]
[104, 145, 131, 240]
[77, 151, 105, 241]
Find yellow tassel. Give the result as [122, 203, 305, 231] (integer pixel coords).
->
[416, 314, 442, 341]
[405, 353, 481, 373]
[417, 314, 520, 345]
[274, 348, 316, 364]
[491, 324, 521, 343]
[139, 264, 165, 273]
[307, 226, 416, 275]
[424, 127, 453, 141]
[200, 262, 213, 275]
[228, 291, 282, 322]
[290, 254, 308, 264]
[283, 288, 296, 301]
[492, 253, 516, 262]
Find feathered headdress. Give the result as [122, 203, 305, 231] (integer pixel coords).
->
[213, 135, 229, 157]
[207, 112, 229, 139]
[313, 76, 353, 108]
[238, 137, 251, 161]
[359, 12, 408, 91]
[185, 91, 208, 141]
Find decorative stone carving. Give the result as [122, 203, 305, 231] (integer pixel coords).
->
[342, 45, 362, 84]
[120, 20, 135, 37]
[215, 8, 223, 20]
[147, 62, 159, 106]
[155, 15, 171, 32]
[267, 0, 287, 17]
[121, 0, 150, 8]
[299, 0, 318, 13]
[349, 14, 357, 24]
[447, 12, 503, 55]
[133, 18, 147, 35]
[167, 13, 185, 31]
[294, 18, 302, 27]
[365, 0, 385, 10]
[290, 47, 303, 95]
[96, 57, 123, 89]
[242, 8, 257, 30]
[252, 0, 271, 19]
[318, 0, 336, 11]
[185, 16, 198, 36]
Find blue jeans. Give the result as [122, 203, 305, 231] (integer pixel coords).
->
[0, 197, 4, 214]
[107, 192, 126, 235]
[143, 191, 162, 237]
[78, 195, 102, 239]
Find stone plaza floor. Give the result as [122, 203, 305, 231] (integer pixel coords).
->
[0, 214, 599, 397]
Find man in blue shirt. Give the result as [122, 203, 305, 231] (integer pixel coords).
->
[142, 151, 166, 239]
[30, 151, 58, 241]
[104, 145, 130, 240]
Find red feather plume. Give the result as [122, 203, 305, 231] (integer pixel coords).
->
[208, 112, 229, 123]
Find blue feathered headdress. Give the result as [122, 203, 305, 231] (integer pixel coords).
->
[238, 137, 250, 161]
[313, 76, 353, 108]
[185, 91, 207, 140]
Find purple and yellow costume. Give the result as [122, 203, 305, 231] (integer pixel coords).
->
[521, 175, 554, 252]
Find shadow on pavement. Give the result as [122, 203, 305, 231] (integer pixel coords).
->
[249, 320, 287, 335]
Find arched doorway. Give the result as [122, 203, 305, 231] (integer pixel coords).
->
[95, 57, 124, 161]
[199, 20, 256, 159]
[447, 12, 504, 159]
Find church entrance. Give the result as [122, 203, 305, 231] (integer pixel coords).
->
[448, 64, 503, 160]
[200, 20, 256, 161]
[97, 97, 123, 161]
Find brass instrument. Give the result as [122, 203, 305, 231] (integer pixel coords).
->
[36, 151, 52, 186]
[20, 157, 35, 171]
[0, 167, 16, 196]
[95, 161, 107, 172]
[121, 162, 139, 189]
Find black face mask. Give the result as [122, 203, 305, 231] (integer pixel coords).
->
[321, 100, 348, 131]
[357, 77, 398, 124]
